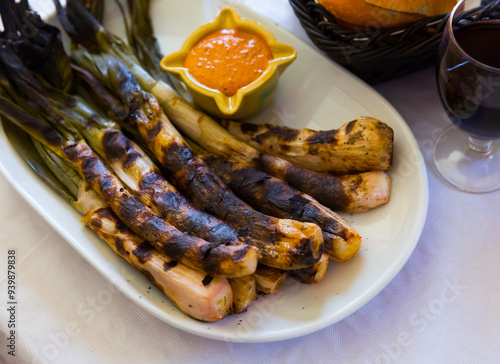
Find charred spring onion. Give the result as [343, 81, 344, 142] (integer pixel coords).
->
[1, 121, 232, 321]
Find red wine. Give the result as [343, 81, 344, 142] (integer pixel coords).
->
[438, 21, 500, 139]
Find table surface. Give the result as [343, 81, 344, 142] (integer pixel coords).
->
[1, 0, 499, 363]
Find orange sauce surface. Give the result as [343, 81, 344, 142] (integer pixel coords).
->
[184, 28, 273, 96]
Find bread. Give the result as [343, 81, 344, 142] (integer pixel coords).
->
[365, 0, 458, 16]
[318, 0, 425, 29]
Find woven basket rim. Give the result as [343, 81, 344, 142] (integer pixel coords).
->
[291, 0, 450, 46]
[289, 0, 500, 83]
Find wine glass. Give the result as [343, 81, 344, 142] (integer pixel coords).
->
[434, 0, 500, 193]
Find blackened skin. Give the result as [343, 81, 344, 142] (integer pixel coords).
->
[0, 96, 64, 147]
[89, 209, 179, 276]
[115, 236, 127, 256]
[289, 266, 312, 283]
[100, 122, 251, 270]
[64, 142, 246, 275]
[298, 237, 322, 267]
[222, 119, 357, 208]
[133, 241, 153, 264]
[240, 122, 259, 135]
[98, 130, 246, 245]
[203, 155, 349, 239]
[102, 71, 320, 268]
[306, 129, 340, 144]
[97, 207, 128, 234]
[252, 126, 300, 144]
[89, 217, 102, 230]
[146, 121, 163, 143]
[289, 261, 324, 284]
[138, 172, 159, 189]
[224, 120, 342, 146]
[102, 129, 141, 168]
[163, 260, 178, 272]
[160, 142, 279, 246]
[345, 120, 356, 135]
[257, 154, 352, 211]
[102, 129, 238, 244]
[71, 65, 129, 121]
[202, 275, 214, 286]
[150, 184, 240, 245]
[139, 268, 158, 287]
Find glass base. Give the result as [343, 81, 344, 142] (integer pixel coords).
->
[433, 126, 500, 194]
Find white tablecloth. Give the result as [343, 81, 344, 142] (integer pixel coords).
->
[1, 1, 499, 363]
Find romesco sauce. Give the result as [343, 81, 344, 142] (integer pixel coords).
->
[184, 28, 273, 96]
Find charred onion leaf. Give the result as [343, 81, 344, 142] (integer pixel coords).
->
[124, 0, 168, 84]
[0, 1, 73, 92]
[0, 95, 65, 152]
[54, 0, 140, 65]
[1, 119, 75, 202]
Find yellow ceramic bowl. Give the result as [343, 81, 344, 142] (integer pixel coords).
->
[160, 7, 297, 119]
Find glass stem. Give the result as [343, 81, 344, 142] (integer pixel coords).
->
[467, 137, 493, 156]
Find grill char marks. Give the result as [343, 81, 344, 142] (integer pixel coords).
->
[64, 142, 253, 275]
[139, 269, 158, 287]
[306, 129, 339, 144]
[101, 128, 247, 249]
[115, 236, 128, 256]
[251, 125, 300, 144]
[82, 207, 233, 322]
[159, 142, 279, 241]
[72, 65, 129, 121]
[202, 275, 214, 286]
[141, 167, 244, 246]
[344, 120, 356, 135]
[88, 217, 102, 230]
[257, 154, 352, 211]
[0, 97, 64, 147]
[138, 172, 159, 189]
[203, 155, 344, 232]
[163, 260, 178, 271]
[146, 121, 163, 142]
[202, 155, 362, 262]
[150, 184, 240, 245]
[85, 208, 160, 283]
[133, 241, 153, 264]
[289, 254, 329, 285]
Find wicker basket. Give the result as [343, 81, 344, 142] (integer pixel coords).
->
[289, 0, 500, 84]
